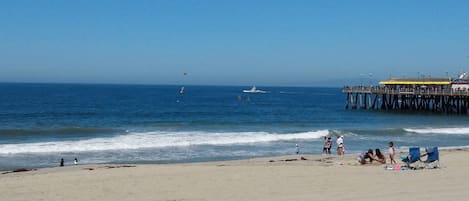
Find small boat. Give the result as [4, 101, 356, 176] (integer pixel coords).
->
[179, 86, 185, 94]
[242, 86, 267, 93]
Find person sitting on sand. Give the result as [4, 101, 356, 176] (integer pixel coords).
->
[373, 149, 386, 164]
[358, 149, 374, 165]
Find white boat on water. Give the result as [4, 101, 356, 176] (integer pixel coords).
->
[242, 86, 267, 93]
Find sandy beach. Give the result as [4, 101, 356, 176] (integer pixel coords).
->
[1, 149, 468, 201]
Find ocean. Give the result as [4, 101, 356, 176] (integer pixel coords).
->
[1, 83, 469, 170]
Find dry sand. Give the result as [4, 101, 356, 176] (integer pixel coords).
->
[1, 149, 468, 201]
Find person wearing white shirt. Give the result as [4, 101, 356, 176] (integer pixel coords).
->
[336, 136, 345, 157]
[336, 136, 343, 145]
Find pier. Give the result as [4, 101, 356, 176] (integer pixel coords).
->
[343, 77, 469, 114]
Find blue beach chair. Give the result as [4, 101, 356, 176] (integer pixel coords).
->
[423, 147, 440, 168]
[402, 147, 422, 169]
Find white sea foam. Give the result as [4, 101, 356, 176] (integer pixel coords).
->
[404, 127, 469, 135]
[0, 130, 328, 154]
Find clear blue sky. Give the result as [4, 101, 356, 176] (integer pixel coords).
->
[1, 0, 469, 86]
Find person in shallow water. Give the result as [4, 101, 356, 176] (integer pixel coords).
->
[60, 158, 64, 167]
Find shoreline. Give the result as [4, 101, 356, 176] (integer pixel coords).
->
[3, 145, 469, 172]
[2, 146, 466, 173]
[0, 153, 343, 173]
[2, 149, 469, 201]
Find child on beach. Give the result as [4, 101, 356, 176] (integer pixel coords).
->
[388, 142, 396, 164]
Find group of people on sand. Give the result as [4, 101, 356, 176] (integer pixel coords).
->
[322, 136, 398, 165]
[358, 141, 397, 165]
[322, 135, 345, 157]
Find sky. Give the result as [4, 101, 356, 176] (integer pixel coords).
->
[1, 0, 469, 87]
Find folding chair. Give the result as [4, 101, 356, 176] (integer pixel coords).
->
[423, 147, 440, 168]
[402, 147, 422, 169]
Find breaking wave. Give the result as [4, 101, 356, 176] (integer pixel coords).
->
[0, 130, 328, 154]
[404, 127, 469, 135]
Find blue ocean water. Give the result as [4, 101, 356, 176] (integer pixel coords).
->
[1, 83, 469, 170]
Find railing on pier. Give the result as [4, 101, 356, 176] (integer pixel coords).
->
[343, 86, 469, 96]
[342, 86, 469, 114]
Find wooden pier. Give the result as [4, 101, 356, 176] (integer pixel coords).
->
[343, 86, 469, 114]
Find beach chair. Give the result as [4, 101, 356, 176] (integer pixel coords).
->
[423, 147, 440, 168]
[402, 147, 422, 169]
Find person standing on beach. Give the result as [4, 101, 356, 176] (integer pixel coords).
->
[322, 137, 328, 154]
[337, 143, 345, 156]
[74, 158, 78, 165]
[336, 136, 345, 158]
[388, 142, 396, 164]
[326, 137, 333, 154]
